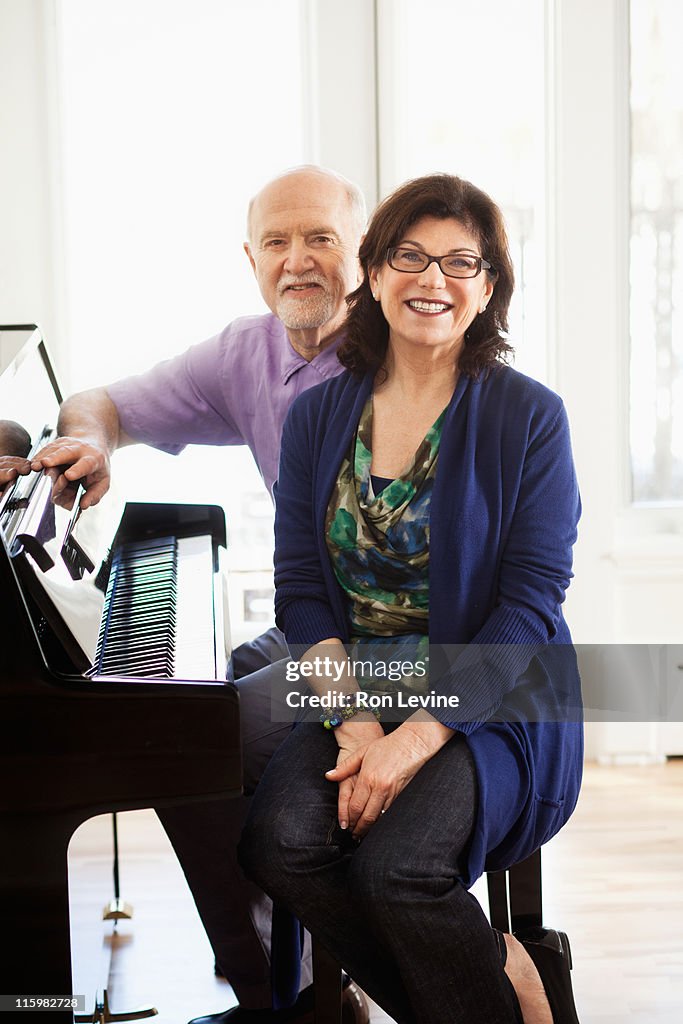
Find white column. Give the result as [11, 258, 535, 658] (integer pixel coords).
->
[0, 0, 65, 369]
[546, 0, 630, 647]
[302, 0, 380, 210]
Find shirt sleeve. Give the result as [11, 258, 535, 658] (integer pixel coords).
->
[106, 330, 244, 453]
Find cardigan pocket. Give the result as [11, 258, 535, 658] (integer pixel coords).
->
[533, 793, 566, 847]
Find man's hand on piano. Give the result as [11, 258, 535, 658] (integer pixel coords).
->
[0, 456, 32, 495]
[30, 437, 111, 509]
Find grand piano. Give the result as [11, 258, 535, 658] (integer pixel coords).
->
[0, 327, 241, 1022]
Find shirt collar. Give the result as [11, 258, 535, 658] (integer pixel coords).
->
[280, 332, 344, 385]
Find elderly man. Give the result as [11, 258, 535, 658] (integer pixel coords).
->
[33, 166, 368, 1024]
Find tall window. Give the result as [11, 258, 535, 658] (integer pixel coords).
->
[630, 0, 683, 502]
[376, 0, 547, 380]
[57, 0, 306, 387]
[56, 0, 307, 642]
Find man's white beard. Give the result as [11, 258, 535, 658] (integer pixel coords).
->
[276, 290, 336, 331]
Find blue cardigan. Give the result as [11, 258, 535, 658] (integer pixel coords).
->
[274, 365, 583, 886]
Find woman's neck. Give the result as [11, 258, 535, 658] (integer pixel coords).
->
[375, 341, 460, 405]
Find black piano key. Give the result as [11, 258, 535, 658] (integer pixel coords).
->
[94, 535, 178, 678]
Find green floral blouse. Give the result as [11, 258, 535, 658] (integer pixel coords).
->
[324, 394, 447, 693]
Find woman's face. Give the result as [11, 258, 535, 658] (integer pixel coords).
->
[369, 215, 495, 361]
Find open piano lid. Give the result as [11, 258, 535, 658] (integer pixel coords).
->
[0, 325, 125, 672]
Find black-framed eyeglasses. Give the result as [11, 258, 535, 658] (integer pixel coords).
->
[387, 247, 493, 279]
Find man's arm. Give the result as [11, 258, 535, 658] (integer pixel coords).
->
[31, 387, 136, 509]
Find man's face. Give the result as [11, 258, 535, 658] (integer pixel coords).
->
[244, 172, 362, 347]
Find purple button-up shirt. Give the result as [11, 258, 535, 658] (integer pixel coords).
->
[107, 314, 345, 496]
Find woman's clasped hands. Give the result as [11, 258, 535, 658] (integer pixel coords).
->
[326, 717, 451, 838]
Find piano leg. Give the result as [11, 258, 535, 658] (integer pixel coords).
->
[0, 811, 82, 1024]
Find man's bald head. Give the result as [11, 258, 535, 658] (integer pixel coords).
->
[246, 165, 366, 243]
[244, 166, 366, 358]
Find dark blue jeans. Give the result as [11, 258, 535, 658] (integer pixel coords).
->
[239, 724, 521, 1024]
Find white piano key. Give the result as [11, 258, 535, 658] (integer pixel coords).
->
[174, 535, 218, 680]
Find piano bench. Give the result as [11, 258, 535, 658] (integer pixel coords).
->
[310, 848, 543, 1024]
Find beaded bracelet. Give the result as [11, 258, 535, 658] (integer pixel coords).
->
[320, 703, 381, 730]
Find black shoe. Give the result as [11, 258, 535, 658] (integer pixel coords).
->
[514, 927, 580, 1024]
[188, 979, 368, 1024]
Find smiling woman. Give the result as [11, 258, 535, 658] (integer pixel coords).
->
[239, 173, 583, 1024]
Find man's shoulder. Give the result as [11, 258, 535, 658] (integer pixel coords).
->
[196, 313, 288, 381]
[216, 312, 286, 350]
[107, 313, 284, 412]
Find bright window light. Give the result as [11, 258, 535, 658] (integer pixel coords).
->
[630, 0, 683, 503]
[377, 0, 546, 380]
[56, 0, 307, 640]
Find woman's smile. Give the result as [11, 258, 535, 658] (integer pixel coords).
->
[405, 298, 453, 315]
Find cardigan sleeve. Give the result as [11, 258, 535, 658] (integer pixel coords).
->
[429, 400, 581, 732]
[273, 398, 345, 646]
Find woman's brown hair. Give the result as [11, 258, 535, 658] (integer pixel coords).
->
[338, 173, 515, 378]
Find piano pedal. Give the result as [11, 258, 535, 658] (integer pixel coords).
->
[102, 898, 134, 921]
[74, 987, 157, 1022]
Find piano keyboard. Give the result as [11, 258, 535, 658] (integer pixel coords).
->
[94, 534, 218, 680]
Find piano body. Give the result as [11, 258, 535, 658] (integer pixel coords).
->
[0, 327, 241, 1021]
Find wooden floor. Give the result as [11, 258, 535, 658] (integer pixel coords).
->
[68, 759, 683, 1024]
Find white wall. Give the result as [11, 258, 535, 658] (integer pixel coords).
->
[0, 0, 64, 365]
